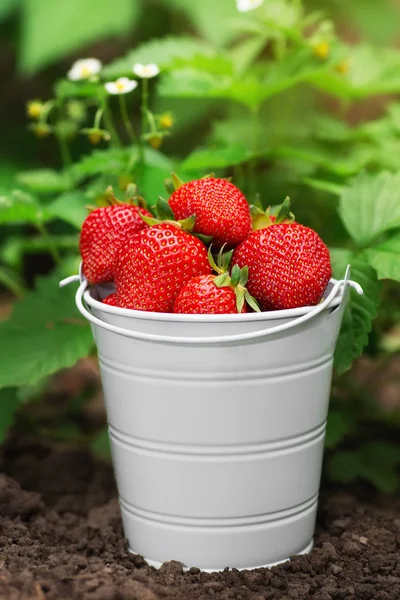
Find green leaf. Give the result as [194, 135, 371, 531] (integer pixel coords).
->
[71, 148, 136, 180]
[325, 409, 356, 449]
[338, 171, 400, 247]
[0, 272, 94, 388]
[17, 169, 73, 194]
[303, 178, 345, 197]
[91, 427, 111, 461]
[310, 43, 400, 100]
[140, 149, 175, 205]
[159, 46, 341, 109]
[0, 266, 25, 297]
[343, 0, 400, 46]
[181, 144, 253, 172]
[102, 36, 220, 79]
[55, 79, 107, 100]
[365, 233, 400, 281]
[2, 236, 79, 270]
[328, 450, 361, 484]
[330, 250, 380, 375]
[274, 142, 375, 177]
[20, 0, 140, 73]
[360, 442, 400, 494]
[162, 0, 240, 47]
[328, 442, 400, 493]
[310, 114, 355, 142]
[47, 191, 88, 229]
[0, 0, 20, 21]
[231, 35, 268, 76]
[0, 190, 48, 225]
[0, 388, 22, 443]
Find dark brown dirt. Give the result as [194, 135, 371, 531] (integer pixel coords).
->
[0, 436, 399, 600]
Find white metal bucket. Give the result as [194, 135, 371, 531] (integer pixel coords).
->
[61, 266, 362, 571]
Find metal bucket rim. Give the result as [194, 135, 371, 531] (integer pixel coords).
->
[84, 278, 342, 324]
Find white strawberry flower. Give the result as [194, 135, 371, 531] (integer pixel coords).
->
[67, 58, 102, 81]
[236, 0, 264, 12]
[104, 77, 138, 95]
[132, 63, 160, 79]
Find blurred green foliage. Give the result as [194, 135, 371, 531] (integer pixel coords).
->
[0, 0, 399, 492]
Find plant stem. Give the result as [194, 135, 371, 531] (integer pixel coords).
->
[119, 95, 137, 143]
[56, 133, 72, 167]
[0, 268, 26, 297]
[139, 79, 149, 166]
[103, 99, 122, 147]
[35, 222, 61, 264]
[248, 106, 260, 203]
[94, 108, 103, 130]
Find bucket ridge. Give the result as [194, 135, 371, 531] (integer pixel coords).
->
[108, 421, 326, 456]
[118, 494, 318, 528]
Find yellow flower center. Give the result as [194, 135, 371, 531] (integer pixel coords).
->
[336, 59, 349, 74]
[160, 114, 173, 129]
[116, 81, 126, 91]
[80, 66, 91, 78]
[312, 41, 330, 60]
[27, 102, 43, 119]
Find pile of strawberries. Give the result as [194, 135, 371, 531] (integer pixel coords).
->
[79, 176, 332, 314]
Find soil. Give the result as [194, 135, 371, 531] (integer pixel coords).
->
[0, 436, 399, 600]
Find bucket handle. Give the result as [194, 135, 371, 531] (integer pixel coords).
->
[61, 265, 362, 345]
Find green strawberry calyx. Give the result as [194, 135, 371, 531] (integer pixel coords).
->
[85, 184, 147, 213]
[251, 196, 295, 231]
[208, 246, 260, 313]
[139, 196, 196, 232]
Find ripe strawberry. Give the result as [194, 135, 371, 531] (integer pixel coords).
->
[174, 275, 247, 314]
[232, 223, 331, 310]
[168, 177, 251, 247]
[173, 247, 259, 315]
[80, 201, 151, 284]
[102, 293, 119, 306]
[114, 223, 211, 312]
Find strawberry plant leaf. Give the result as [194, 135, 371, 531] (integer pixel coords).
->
[47, 191, 88, 229]
[70, 148, 136, 181]
[328, 450, 361, 484]
[310, 43, 400, 100]
[338, 171, 400, 247]
[20, 0, 140, 73]
[365, 233, 400, 281]
[0, 190, 49, 225]
[55, 79, 107, 100]
[325, 409, 357, 449]
[140, 149, 175, 205]
[181, 144, 254, 171]
[1, 236, 79, 271]
[17, 169, 73, 194]
[102, 36, 219, 79]
[90, 427, 111, 461]
[0, 272, 94, 389]
[329, 442, 400, 494]
[231, 35, 268, 76]
[0, 388, 22, 443]
[0, 0, 20, 21]
[303, 178, 345, 197]
[330, 249, 380, 374]
[0, 266, 25, 297]
[159, 46, 341, 110]
[162, 0, 240, 47]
